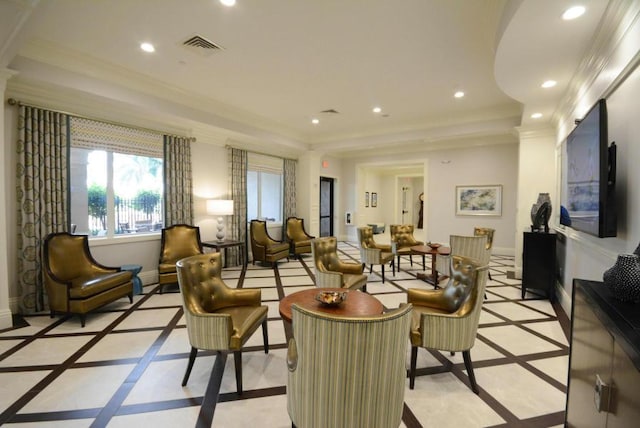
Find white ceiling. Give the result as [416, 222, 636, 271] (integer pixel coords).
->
[1, 0, 612, 158]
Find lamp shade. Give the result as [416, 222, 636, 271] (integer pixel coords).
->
[206, 199, 234, 216]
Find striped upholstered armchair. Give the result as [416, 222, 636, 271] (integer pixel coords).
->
[287, 304, 412, 428]
[176, 253, 269, 395]
[435, 234, 490, 280]
[356, 226, 395, 283]
[389, 224, 425, 270]
[406, 255, 488, 394]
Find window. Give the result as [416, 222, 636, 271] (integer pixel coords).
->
[69, 118, 164, 237]
[247, 153, 283, 223]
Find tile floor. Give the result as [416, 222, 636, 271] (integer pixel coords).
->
[0, 241, 569, 427]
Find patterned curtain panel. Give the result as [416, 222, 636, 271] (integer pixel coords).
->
[163, 135, 194, 225]
[16, 106, 69, 313]
[227, 147, 247, 266]
[283, 158, 297, 222]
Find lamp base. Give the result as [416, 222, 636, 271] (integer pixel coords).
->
[216, 218, 226, 243]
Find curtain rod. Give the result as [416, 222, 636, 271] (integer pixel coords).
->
[225, 144, 297, 161]
[6, 97, 195, 142]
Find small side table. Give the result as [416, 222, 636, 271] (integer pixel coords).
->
[202, 239, 246, 268]
[121, 264, 143, 295]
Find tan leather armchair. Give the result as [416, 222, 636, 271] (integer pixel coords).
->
[357, 226, 395, 283]
[405, 255, 489, 393]
[286, 216, 315, 259]
[158, 224, 203, 293]
[250, 219, 290, 266]
[311, 237, 367, 291]
[43, 232, 133, 327]
[390, 224, 425, 270]
[176, 253, 269, 395]
[287, 304, 412, 428]
[474, 227, 495, 280]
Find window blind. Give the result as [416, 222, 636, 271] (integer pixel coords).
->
[70, 117, 163, 157]
[248, 152, 283, 174]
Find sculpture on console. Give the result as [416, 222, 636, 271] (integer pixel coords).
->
[531, 193, 552, 233]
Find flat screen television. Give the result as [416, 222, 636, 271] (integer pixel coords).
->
[563, 98, 617, 238]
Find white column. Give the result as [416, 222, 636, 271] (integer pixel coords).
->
[0, 69, 18, 328]
[514, 125, 557, 277]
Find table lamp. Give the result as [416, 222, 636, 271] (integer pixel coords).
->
[206, 199, 234, 242]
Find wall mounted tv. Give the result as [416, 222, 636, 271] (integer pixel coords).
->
[562, 98, 617, 238]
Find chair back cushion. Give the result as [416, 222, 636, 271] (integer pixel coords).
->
[311, 237, 340, 272]
[450, 235, 490, 266]
[44, 233, 105, 281]
[357, 227, 376, 249]
[250, 219, 272, 245]
[287, 304, 412, 428]
[286, 217, 308, 242]
[159, 224, 202, 264]
[390, 224, 422, 248]
[473, 227, 495, 250]
[438, 256, 479, 313]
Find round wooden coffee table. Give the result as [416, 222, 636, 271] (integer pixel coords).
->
[279, 288, 384, 323]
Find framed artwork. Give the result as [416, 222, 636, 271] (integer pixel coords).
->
[371, 192, 378, 207]
[365, 192, 370, 207]
[455, 185, 502, 216]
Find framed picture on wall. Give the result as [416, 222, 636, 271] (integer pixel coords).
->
[365, 192, 370, 207]
[455, 185, 502, 216]
[371, 192, 378, 207]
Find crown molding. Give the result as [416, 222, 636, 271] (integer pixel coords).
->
[515, 124, 556, 140]
[17, 39, 305, 141]
[553, 0, 640, 136]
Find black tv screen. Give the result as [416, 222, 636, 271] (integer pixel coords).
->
[563, 98, 616, 237]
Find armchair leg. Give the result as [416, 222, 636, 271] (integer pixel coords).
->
[128, 292, 133, 303]
[234, 351, 243, 394]
[79, 314, 86, 328]
[410, 255, 413, 267]
[397, 255, 401, 271]
[422, 255, 426, 271]
[382, 264, 385, 283]
[391, 260, 395, 276]
[182, 346, 198, 386]
[262, 319, 269, 354]
[409, 346, 418, 389]
[369, 265, 373, 274]
[462, 350, 479, 394]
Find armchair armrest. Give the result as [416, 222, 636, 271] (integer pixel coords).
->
[407, 288, 448, 311]
[287, 338, 298, 372]
[183, 311, 234, 350]
[418, 311, 477, 351]
[361, 247, 382, 264]
[336, 261, 364, 275]
[227, 287, 262, 306]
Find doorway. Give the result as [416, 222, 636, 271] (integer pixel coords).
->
[319, 177, 334, 237]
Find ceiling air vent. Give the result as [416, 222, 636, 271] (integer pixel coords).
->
[320, 109, 340, 114]
[181, 34, 223, 57]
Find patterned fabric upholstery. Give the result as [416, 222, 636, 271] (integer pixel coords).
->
[158, 224, 203, 291]
[357, 227, 395, 283]
[285, 217, 315, 257]
[436, 234, 490, 278]
[43, 233, 133, 327]
[287, 304, 412, 428]
[389, 224, 424, 270]
[176, 253, 268, 392]
[311, 237, 367, 290]
[405, 255, 489, 393]
[250, 219, 290, 265]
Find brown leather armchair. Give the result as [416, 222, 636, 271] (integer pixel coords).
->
[405, 255, 489, 393]
[357, 226, 395, 283]
[311, 237, 367, 291]
[176, 253, 268, 395]
[43, 232, 133, 327]
[390, 224, 425, 270]
[158, 224, 203, 293]
[250, 219, 290, 266]
[286, 217, 315, 258]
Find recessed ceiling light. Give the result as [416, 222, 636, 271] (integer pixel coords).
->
[531, 112, 543, 119]
[562, 6, 586, 20]
[372, 107, 382, 113]
[311, 118, 319, 125]
[454, 91, 465, 98]
[140, 42, 155, 53]
[541, 80, 557, 88]
[220, 0, 236, 6]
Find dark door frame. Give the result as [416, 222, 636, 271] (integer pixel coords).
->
[319, 176, 334, 237]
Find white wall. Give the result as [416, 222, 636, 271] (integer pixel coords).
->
[426, 144, 518, 254]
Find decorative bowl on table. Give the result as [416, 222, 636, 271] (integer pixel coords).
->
[427, 242, 441, 249]
[315, 291, 348, 306]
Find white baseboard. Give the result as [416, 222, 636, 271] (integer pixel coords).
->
[140, 270, 158, 286]
[0, 308, 12, 329]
